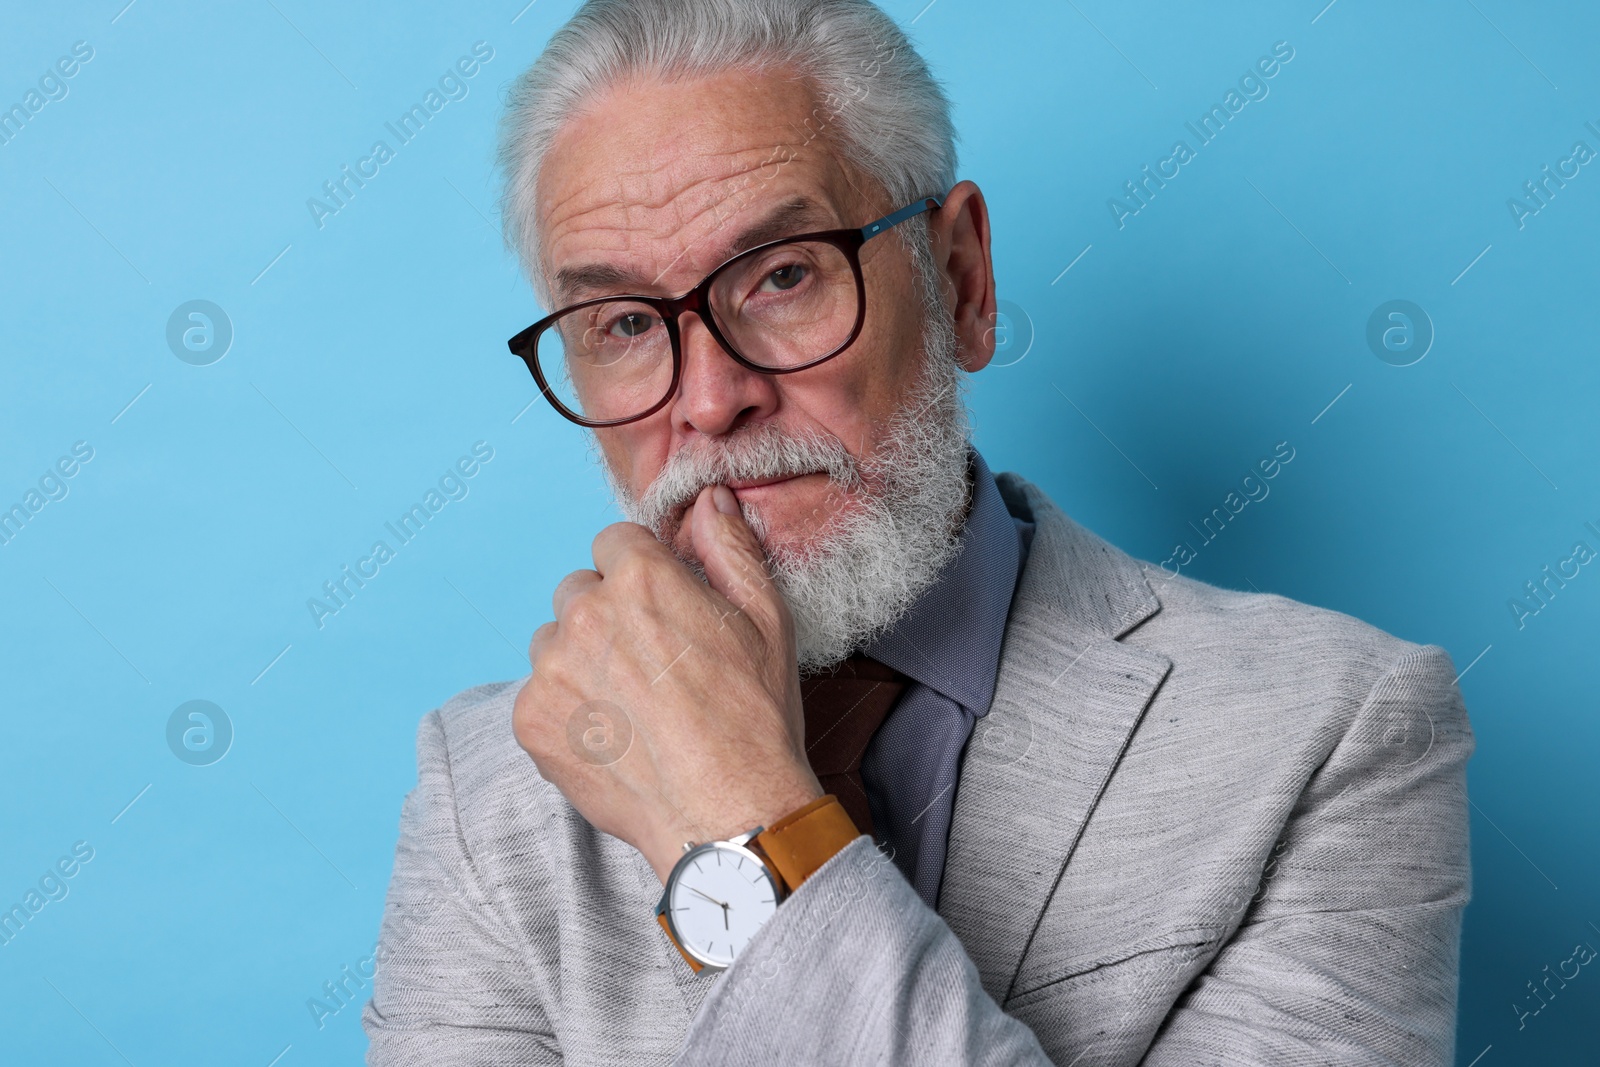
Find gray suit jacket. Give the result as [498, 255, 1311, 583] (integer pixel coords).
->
[364, 473, 1473, 1066]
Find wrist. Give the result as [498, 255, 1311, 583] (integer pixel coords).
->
[645, 777, 829, 884]
[653, 793, 861, 973]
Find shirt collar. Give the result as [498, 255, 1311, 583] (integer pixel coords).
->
[861, 448, 1028, 716]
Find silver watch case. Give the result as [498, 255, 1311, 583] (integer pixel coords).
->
[654, 827, 788, 973]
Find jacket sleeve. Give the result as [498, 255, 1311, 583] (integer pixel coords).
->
[672, 832, 1053, 1065]
[1140, 643, 1475, 1066]
[363, 709, 563, 1065]
[673, 643, 1473, 1067]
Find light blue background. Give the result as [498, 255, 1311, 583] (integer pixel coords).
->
[2, 1, 1596, 1062]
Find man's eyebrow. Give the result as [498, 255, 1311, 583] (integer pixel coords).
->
[708, 196, 835, 264]
[548, 196, 837, 306]
[549, 262, 645, 305]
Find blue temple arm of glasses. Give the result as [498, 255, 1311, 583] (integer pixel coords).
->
[859, 194, 945, 242]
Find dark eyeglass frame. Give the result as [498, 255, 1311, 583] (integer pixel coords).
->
[507, 193, 946, 428]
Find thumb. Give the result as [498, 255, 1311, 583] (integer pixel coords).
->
[688, 485, 788, 637]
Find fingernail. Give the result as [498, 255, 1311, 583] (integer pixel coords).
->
[712, 484, 739, 516]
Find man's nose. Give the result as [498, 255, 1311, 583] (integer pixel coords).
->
[669, 311, 779, 437]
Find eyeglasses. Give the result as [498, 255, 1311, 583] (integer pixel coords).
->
[507, 194, 945, 427]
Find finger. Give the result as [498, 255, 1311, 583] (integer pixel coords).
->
[686, 485, 788, 640]
[527, 620, 557, 668]
[552, 569, 601, 619]
[590, 521, 665, 577]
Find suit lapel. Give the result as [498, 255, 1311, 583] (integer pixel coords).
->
[939, 475, 1172, 1004]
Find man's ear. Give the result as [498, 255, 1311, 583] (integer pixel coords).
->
[927, 180, 997, 372]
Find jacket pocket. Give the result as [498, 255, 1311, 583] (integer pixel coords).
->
[1003, 939, 1221, 1066]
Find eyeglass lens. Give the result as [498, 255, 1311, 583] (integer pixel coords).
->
[536, 238, 858, 423]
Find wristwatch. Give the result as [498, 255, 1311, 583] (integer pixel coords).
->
[654, 793, 859, 973]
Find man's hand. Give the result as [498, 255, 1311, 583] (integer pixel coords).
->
[513, 484, 824, 883]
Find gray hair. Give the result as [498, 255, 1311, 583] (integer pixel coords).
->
[495, 0, 958, 308]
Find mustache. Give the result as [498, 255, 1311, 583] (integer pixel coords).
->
[633, 424, 862, 534]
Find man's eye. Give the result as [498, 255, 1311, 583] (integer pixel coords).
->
[761, 263, 808, 292]
[607, 312, 656, 339]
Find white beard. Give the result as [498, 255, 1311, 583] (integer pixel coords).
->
[607, 289, 972, 673]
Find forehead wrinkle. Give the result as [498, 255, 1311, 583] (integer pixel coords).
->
[640, 165, 833, 288]
[546, 152, 841, 301]
[542, 178, 738, 299]
[679, 195, 837, 278]
[545, 131, 778, 239]
[538, 66, 856, 302]
[556, 144, 789, 244]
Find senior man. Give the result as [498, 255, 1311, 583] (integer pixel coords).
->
[364, 1, 1474, 1063]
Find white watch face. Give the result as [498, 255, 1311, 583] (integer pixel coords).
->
[666, 842, 779, 969]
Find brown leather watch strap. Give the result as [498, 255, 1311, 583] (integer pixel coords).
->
[754, 794, 861, 892]
[656, 911, 704, 973]
[654, 796, 860, 973]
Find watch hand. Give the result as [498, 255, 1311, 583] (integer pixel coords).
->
[722, 902, 730, 930]
[687, 886, 729, 909]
